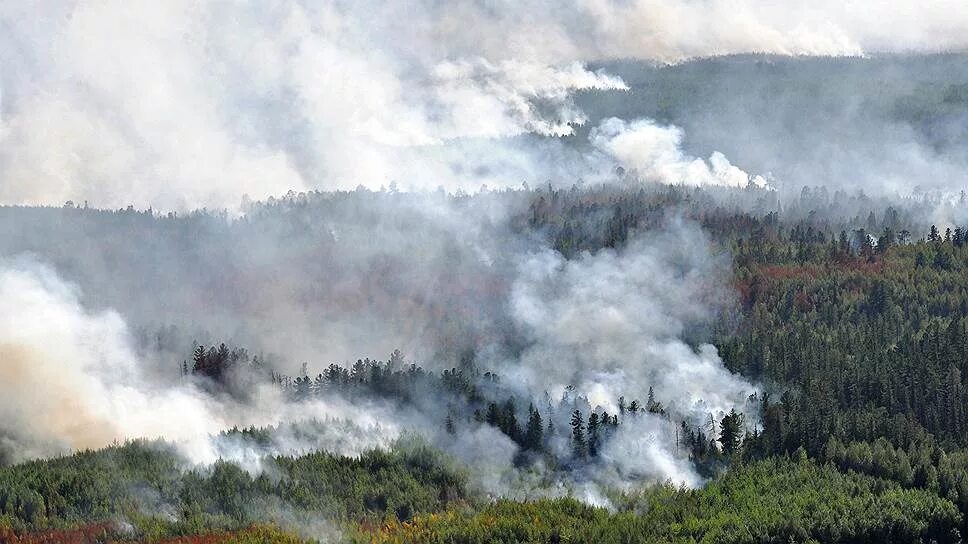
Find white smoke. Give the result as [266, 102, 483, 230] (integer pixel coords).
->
[430, 59, 628, 138]
[177, 393, 405, 471]
[507, 221, 757, 485]
[0, 1, 623, 210]
[0, 215, 756, 489]
[2, 1, 964, 209]
[7, 0, 955, 510]
[597, 415, 702, 488]
[509, 221, 754, 415]
[0, 258, 219, 461]
[572, 0, 968, 62]
[358, 0, 968, 63]
[590, 118, 768, 188]
[0, 257, 401, 464]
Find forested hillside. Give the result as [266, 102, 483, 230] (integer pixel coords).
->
[0, 438, 961, 543]
[4, 0, 968, 541]
[3, 185, 968, 542]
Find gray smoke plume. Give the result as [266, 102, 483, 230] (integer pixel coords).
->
[2, 0, 965, 520]
[0, 194, 755, 494]
[0, 256, 403, 465]
[590, 117, 769, 188]
[508, 220, 752, 417]
[2, 2, 967, 209]
[0, 1, 625, 209]
[0, 257, 221, 461]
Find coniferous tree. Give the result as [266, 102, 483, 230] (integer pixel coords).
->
[587, 412, 600, 457]
[525, 404, 544, 451]
[571, 410, 586, 459]
[445, 413, 456, 435]
[486, 402, 501, 428]
[503, 398, 521, 443]
[720, 409, 744, 456]
[313, 373, 326, 395]
[192, 344, 206, 374]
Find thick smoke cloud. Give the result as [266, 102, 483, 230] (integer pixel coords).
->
[0, 256, 406, 465]
[0, 258, 219, 461]
[0, 1, 623, 209]
[507, 220, 755, 487]
[2, 1, 967, 209]
[510, 221, 752, 416]
[578, 56, 968, 200]
[590, 118, 769, 188]
[4, 0, 964, 514]
[0, 198, 755, 490]
[573, 0, 968, 61]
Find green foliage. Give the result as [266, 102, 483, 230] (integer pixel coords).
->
[7, 187, 968, 542]
[718, 409, 744, 456]
[0, 438, 467, 539]
[362, 457, 962, 543]
[722, 229, 968, 453]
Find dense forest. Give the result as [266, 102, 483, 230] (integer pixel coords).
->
[3, 0, 968, 538]
[0, 439, 961, 543]
[3, 184, 968, 542]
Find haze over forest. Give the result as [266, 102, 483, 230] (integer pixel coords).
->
[2, 2, 968, 543]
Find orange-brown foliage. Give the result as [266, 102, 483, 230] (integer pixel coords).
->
[0, 522, 113, 544]
[756, 259, 885, 282]
[0, 523, 280, 544]
[734, 259, 887, 309]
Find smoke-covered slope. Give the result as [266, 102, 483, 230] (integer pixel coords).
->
[574, 54, 968, 196]
[2, 2, 968, 541]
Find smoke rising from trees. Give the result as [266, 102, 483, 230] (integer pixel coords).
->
[0, 192, 755, 492]
[2, 1, 968, 531]
[3, 2, 967, 209]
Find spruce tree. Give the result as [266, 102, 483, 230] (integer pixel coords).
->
[445, 413, 456, 435]
[571, 410, 586, 459]
[525, 404, 544, 451]
[587, 412, 600, 457]
[719, 409, 744, 455]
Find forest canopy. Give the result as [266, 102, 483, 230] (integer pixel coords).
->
[3, 183, 968, 542]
